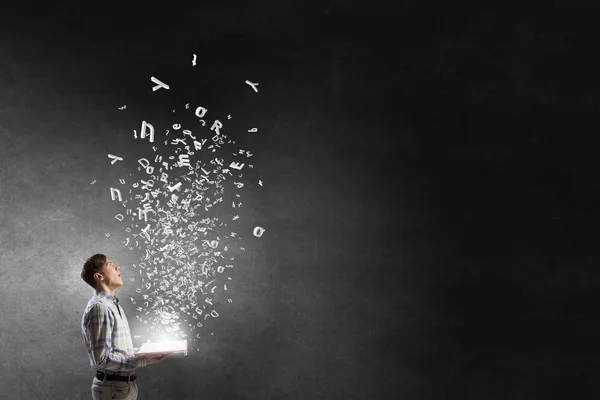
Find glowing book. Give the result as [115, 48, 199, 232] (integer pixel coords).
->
[135, 340, 188, 356]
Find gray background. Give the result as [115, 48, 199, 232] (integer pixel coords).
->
[0, 1, 598, 399]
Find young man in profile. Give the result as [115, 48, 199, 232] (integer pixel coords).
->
[81, 254, 169, 400]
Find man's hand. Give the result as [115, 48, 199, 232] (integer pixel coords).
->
[144, 353, 171, 365]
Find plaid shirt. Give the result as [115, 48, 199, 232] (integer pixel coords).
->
[81, 289, 147, 376]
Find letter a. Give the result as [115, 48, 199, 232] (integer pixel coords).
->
[195, 106, 208, 119]
[210, 120, 222, 135]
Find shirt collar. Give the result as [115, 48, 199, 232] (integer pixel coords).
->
[95, 289, 119, 303]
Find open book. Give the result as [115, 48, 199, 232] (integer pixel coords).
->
[135, 340, 188, 357]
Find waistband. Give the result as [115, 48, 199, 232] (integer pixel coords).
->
[96, 370, 137, 382]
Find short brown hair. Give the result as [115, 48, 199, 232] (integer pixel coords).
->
[81, 254, 107, 289]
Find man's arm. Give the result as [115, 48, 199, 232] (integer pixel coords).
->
[85, 303, 147, 370]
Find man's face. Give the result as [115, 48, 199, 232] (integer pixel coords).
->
[96, 259, 123, 288]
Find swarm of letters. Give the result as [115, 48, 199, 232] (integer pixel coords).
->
[104, 86, 261, 346]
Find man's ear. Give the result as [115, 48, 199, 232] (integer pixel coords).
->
[94, 272, 104, 283]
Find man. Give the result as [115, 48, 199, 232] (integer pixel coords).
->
[81, 254, 169, 400]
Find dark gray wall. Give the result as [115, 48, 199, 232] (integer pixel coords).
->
[0, 2, 598, 399]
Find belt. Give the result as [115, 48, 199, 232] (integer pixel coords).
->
[96, 370, 137, 382]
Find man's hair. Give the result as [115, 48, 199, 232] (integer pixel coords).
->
[81, 254, 107, 289]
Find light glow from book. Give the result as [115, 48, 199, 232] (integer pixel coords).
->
[136, 339, 188, 356]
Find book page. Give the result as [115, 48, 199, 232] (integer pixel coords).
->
[135, 340, 188, 356]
